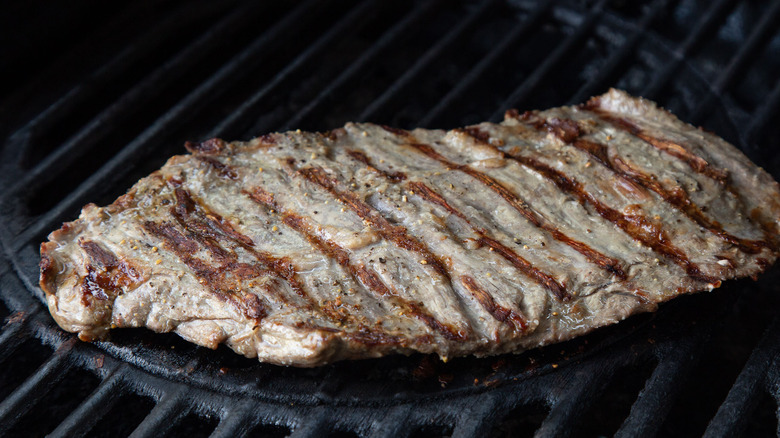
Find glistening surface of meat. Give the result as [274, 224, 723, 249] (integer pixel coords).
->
[40, 89, 780, 366]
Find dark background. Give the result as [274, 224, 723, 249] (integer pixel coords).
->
[1, 1, 779, 437]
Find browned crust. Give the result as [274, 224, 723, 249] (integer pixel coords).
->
[407, 181, 570, 302]
[460, 275, 527, 333]
[505, 150, 718, 284]
[298, 166, 452, 280]
[581, 98, 729, 183]
[245, 186, 468, 342]
[346, 150, 407, 181]
[185, 138, 227, 155]
[386, 129, 628, 281]
[518, 114, 772, 254]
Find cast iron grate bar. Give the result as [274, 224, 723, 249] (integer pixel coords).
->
[614, 338, 702, 437]
[641, 0, 737, 99]
[419, 1, 552, 127]
[5, 2, 261, 199]
[13, 0, 324, 251]
[5, 1, 225, 160]
[367, 405, 414, 438]
[534, 360, 615, 437]
[0, 338, 75, 432]
[569, 0, 670, 104]
[128, 386, 191, 438]
[282, 0, 441, 131]
[288, 407, 329, 438]
[451, 393, 502, 438]
[0, 319, 26, 364]
[746, 78, 780, 147]
[688, 0, 780, 126]
[489, 0, 608, 121]
[47, 363, 126, 438]
[211, 0, 383, 139]
[358, 0, 498, 122]
[703, 317, 780, 436]
[208, 400, 258, 438]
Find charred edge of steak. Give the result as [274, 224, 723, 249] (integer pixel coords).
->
[77, 240, 142, 305]
[185, 138, 227, 156]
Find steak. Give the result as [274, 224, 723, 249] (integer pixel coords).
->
[39, 89, 780, 366]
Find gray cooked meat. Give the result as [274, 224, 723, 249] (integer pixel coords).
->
[40, 89, 780, 366]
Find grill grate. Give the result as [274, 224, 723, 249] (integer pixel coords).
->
[2, 0, 780, 436]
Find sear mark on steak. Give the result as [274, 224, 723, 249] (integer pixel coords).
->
[40, 89, 780, 366]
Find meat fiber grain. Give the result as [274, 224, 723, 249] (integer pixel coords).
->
[40, 90, 780, 366]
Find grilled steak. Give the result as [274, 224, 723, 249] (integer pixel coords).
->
[40, 89, 780, 366]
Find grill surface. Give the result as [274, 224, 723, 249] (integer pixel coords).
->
[2, 0, 780, 436]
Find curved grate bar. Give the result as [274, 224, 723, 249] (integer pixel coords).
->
[703, 317, 780, 437]
[489, 0, 608, 121]
[208, 400, 258, 438]
[451, 393, 502, 438]
[128, 385, 191, 438]
[367, 405, 414, 438]
[534, 359, 617, 438]
[614, 337, 703, 438]
[287, 407, 330, 438]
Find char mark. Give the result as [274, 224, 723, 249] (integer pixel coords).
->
[347, 150, 407, 181]
[501, 151, 718, 283]
[185, 138, 227, 155]
[401, 137, 627, 281]
[297, 166, 451, 280]
[579, 100, 728, 183]
[142, 220, 269, 321]
[408, 181, 571, 301]
[78, 240, 142, 305]
[197, 156, 239, 180]
[144, 186, 322, 320]
[245, 187, 467, 341]
[523, 115, 770, 255]
[460, 275, 527, 332]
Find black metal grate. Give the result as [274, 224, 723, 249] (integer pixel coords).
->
[2, 0, 780, 436]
